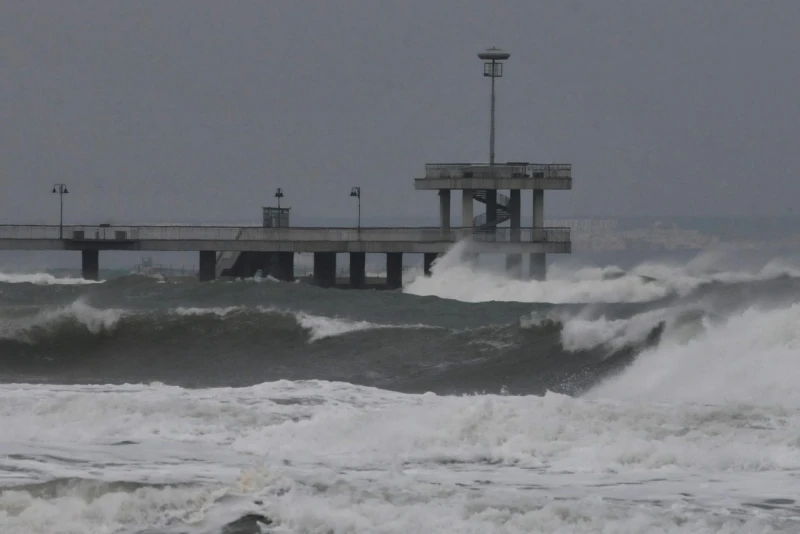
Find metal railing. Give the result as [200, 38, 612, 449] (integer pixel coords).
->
[423, 162, 572, 180]
[472, 227, 571, 243]
[0, 224, 570, 244]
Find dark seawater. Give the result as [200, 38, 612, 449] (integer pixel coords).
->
[3, 259, 800, 533]
[2, 271, 800, 393]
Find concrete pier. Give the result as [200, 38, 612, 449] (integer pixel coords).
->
[386, 252, 403, 289]
[506, 253, 522, 278]
[439, 190, 451, 230]
[274, 252, 294, 282]
[485, 190, 497, 227]
[462, 190, 474, 227]
[199, 250, 216, 281]
[530, 253, 546, 281]
[530, 189, 546, 279]
[423, 252, 438, 276]
[349, 252, 365, 288]
[507, 189, 522, 276]
[244, 252, 273, 278]
[81, 250, 99, 281]
[314, 252, 336, 288]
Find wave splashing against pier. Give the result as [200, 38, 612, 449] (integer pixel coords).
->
[3, 251, 800, 532]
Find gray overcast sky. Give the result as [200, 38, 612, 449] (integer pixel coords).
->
[2, 0, 799, 225]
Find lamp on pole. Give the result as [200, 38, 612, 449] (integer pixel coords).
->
[274, 188, 284, 228]
[350, 186, 361, 234]
[477, 47, 510, 173]
[51, 183, 69, 239]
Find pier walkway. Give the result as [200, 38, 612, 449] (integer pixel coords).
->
[0, 224, 571, 287]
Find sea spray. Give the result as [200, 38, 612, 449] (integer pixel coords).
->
[588, 302, 800, 406]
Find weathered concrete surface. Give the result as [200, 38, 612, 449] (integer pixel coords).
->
[350, 252, 366, 289]
[313, 252, 336, 288]
[530, 253, 546, 280]
[81, 250, 99, 280]
[274, 251, 294, 282]
[0, 225, 571, 258]
[199, 250, 216, 281]
[423, 252, 438, 276]
[386, 252, 403, 289]
[415, 177, 571, 190]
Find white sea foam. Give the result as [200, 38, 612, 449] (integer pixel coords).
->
[4, 253, 800, 532]
[172, 306, 244, 317]
[559, 308, 676, 352]
[404, 242, 800, 304]
[588, 302, 800, 406]
[0, 271, 100, 285]
[292, 311, 431, 342]
[0, 299, 124, 341]
[1, 380, 799, 532]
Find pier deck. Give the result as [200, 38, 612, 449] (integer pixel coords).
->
[0, 225, 570, 254]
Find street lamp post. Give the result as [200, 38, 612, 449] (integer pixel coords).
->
[275, 188, 284, 228]
[350, 187, 361, 235]
[477, 47, 510, 172]
[51, 183, 69, 239]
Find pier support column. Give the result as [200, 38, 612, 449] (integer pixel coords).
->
[530, 189, 546, 280]
[350, 252, 366, 288]
[485, 190, 497, 228]
[462, 189, 474, 230]
[386, 252, 403, 289]
[439, 189, 451, 231]
[506, 254, 523, 278]
[199, 250, 216, 282]
[530, 254, 546, 281]
[507, 189, 522, 277]
[275, 252, 294, 282]
[314, 252, 337, 288]
[423, 252, 438, 276]
[81, 250, 99, 281]
[243, 252, 273, 278]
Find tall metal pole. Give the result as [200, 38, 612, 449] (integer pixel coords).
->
[490, 59, 496, 171]
[478, 48, 509, 170]
[52, 183, 68, 239]
[350, 186, 361, 237]
[59, 189, 64, 239]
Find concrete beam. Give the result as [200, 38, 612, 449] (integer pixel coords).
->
[0, 238, 570, 255]
[81, 250, 99, 281]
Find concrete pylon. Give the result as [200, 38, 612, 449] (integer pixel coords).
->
[198, 250, 215, 282]
[81, 250, 99, 281]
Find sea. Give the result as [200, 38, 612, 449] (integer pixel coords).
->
[2, 243, 800, 533]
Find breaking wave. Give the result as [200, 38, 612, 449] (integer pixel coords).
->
[0, 301, 429, 346]
[0, 271, 101, 285]
[404, 242, 800, 304]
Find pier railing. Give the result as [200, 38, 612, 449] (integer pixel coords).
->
[423, 162, 572, 180]
[0, 225, 571, 243]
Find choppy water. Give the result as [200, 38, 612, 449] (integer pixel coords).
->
[2, 246, 800, 533]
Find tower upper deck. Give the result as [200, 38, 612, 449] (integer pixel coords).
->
[414, 162, 572, 190]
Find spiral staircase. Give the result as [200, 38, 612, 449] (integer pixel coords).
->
[472, 189, 511, 229]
